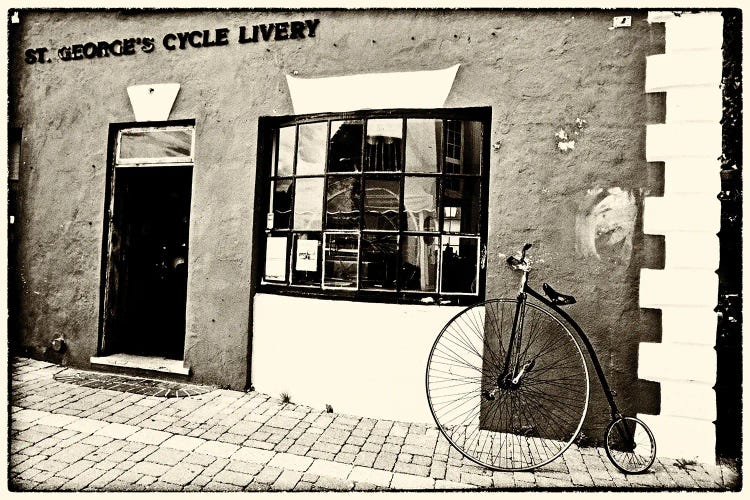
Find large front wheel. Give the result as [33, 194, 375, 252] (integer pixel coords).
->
[426, 298, 590, 471]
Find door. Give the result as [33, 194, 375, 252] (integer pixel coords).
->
[103, 166, 192, 360]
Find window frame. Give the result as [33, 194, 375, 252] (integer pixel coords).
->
[115, 125, 196, 166]
[255, 107, 491, 306]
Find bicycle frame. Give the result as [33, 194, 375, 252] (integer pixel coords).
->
[505, 269, 623, 421]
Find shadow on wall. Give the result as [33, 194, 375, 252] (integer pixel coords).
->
[575, 187, 638, 265]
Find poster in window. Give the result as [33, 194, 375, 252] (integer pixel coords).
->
[296, 239, 318, 272]
[265, 236, 287, 281]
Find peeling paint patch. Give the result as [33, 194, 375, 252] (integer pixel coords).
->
[575, 187, 637, 265]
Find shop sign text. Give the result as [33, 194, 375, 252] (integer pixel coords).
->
[24, 18, 320, 65]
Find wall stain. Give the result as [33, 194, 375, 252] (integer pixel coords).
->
[575, 187, 637, 266]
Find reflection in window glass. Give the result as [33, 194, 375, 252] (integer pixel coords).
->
[364, 178, 400, 230]
[365, 119, 403, 171]
[119, 128, 193, 161]
[443, 178, 480, 234]
[294, 178, 324, 230]
[324, 233, 359, 289]
[326, 176, 360, 229]
[292, 233, 322, 286]
[444, 120, 461, 172]
[272, 179, 293, 229]
[444, 120, 482, 175]
[441, 237, 479, 294]
[360, 234, 398, 290]
[277, 126, 296, 176]
[406, 119, 442, 173]
[462, 121, 482, 175]
[296, 122, 328, 176]
[400, 235, 439, 292]
[404, 177, 438, 232]
[329, 121, 363, 172]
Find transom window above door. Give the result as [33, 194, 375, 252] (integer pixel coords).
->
[257, 107, 490, 306]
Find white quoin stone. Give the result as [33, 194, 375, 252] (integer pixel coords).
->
[663, 232, 719, 270]
[127, 83, 181, 122]
[638, 342, 717, 384]
[637, 414, 716, 464]
[643, 195, 721, 234]
[639, 268, 719, 309]
[664, 12, 724, 52]
[663, 159, 721, 196]
[646, 123, 722, 161]
[645, 50, 723, 92]
[660, 306, 719, 346]
[666, 86, 723, 123]
[659, 380, 717, 421]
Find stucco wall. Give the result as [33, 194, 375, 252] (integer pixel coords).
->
[9, 9, 663, 428]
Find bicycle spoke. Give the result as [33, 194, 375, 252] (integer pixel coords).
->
[427, 299, 590, 471]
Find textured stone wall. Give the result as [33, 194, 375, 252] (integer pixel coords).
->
[9, 9, 663, 433]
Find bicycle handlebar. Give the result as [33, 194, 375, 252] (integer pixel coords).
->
[507, 243, 533, 269]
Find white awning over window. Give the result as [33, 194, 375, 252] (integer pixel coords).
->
[286, 65, 460, 115]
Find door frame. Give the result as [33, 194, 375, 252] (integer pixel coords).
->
[97, 119, 196, 356]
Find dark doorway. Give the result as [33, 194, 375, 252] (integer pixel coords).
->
[104, 166, 192, 360]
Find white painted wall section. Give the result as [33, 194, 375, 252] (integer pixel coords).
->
[252, 293, 463, 424]
[639, 11, 723, 464]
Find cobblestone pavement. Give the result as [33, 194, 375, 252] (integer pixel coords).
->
[9, 358, 739, 491]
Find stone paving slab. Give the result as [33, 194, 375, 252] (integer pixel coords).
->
[8, 357, 740, 492]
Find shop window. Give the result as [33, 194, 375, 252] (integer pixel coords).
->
[259, 108, 490, 305]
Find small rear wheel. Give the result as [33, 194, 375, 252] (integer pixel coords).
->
[604, 416, 656, 474]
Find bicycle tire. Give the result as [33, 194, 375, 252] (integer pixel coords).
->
[604, 416, 656, 474]
[426, 298, 590, 471]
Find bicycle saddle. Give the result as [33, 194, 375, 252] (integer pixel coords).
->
[543, 283, 576, 306]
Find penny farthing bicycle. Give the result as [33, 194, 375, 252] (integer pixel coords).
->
[426, 243, 656, 474]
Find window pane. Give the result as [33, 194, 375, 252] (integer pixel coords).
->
[277, 126, 296, 176]
[329, 121, 363, 172]
[365, 119, 403, 172]
[462, 121, 482, 175]
[364, 178, 400, 230]
[404, 177, 438, 232]
[292, 233, 322, 286]
[400, 235, 439, 292]
[444, 120, 482, 175]
[326, 176, 361, 230]
[296, 122, 327, 176]
[119, 128, 192, 161]
[294, 178, 324, 230]
[324, 233, 359, 289]
[264, 235, 288, 282]
[405, 119, 442, 173]
[441, 237, 479, 294]
[272, 179, 293, 229]
[360, 234, 398, 290]
[443, 178, 480, 234]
